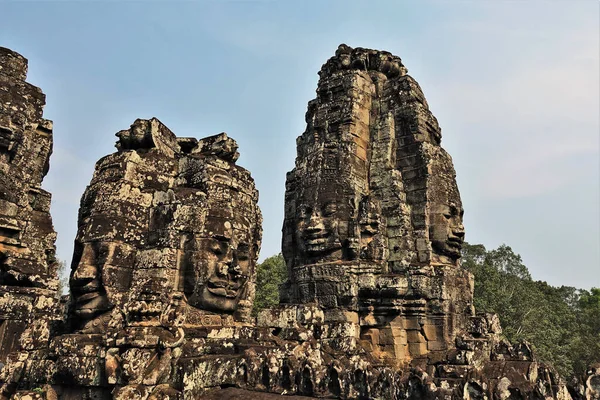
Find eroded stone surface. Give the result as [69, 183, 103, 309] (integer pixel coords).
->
[280, 44, 472, 368]
[0, 45, 586, 400]
[0, 46, 60, 368]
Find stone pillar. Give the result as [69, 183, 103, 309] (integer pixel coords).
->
[0, 46, 61, 397]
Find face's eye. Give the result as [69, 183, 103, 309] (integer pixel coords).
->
[97, 244, 112, 263]
[210, 240, 227, 256]
[299, 205, 312, 218]
[236, 244, 250, 261]
[210, 235, 231, 256]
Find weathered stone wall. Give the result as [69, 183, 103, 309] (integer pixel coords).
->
[41, 118, 261, 398]
[0, 45, 584, 400]
[0, 47, 59, 366]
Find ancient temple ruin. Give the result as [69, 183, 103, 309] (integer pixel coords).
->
[0, 44, 595, 399]
[0, 47, 60, 367]
[281, 44, 473, 367]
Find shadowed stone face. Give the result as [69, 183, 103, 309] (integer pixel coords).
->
[358, 197, 385, 261]
[188, 232, 253, 313]
[70, 241, 133, 322]
[429, 202, 464, 260]
[285, 143, 365, 268]
[70, 242, 110, 319]
[427, 149, 465, 264]
[178, 138, 262, 318]
[296, 193, 349, 261]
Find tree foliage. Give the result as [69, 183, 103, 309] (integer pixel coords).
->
[462, 242, 600, 379]
[55, 259, 69, 298]
[253, 253, 286, 315]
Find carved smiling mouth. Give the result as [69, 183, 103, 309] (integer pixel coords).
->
[306, 237, 327, 246]
[304, 235, 343, 256]
[447, 236, 463, 247]
[304, 232, 328, 246]
[72, 281, 103, 308]
[75, 292, 101, 304]
[207, 279, 241, 298]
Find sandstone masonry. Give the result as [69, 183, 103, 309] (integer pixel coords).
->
[0, 47, 60, 370]
[0, 45, 595, 400]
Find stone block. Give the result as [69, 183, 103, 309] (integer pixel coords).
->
[408, 342, 428, 357]
[427, 340, 447, 352]
[406, 329, 425, 343]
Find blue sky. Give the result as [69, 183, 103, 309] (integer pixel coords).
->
[1, 0, 598, 289]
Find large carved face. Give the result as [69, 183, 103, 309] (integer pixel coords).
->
[358, 197, 385, 261]
[70, 241, 133, 322]
[429, 202, 465, 260]
[187, 222, 254, 313]
[295, 187, 355, 263]
[70, 242, 110, 319]
[178, 154, 261, 319]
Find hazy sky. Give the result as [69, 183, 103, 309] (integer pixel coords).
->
[1, 1, 598, 289]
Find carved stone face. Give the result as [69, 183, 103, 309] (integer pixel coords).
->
[358, 197, 385, 261]
[70, 242, 111, 320]
[70, 241, 133, 323]
[297, 200, 342, 257]
[295, 187, 355, 263]
[429, 202, 465, 260]
[188, 227, 254, 313]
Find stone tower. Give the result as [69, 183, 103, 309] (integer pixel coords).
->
[0, 47, 60, 365]
[281, 44, 473, 366]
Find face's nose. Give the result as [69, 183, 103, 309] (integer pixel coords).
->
[71, 262, 99, 290]
[228, 256, 241, 277]
[71, 245, 99, 287]
[216, 247, 234, 277]
[306, 212, 324, 234]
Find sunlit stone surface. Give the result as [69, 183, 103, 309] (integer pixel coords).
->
[0, 45, 581, 400]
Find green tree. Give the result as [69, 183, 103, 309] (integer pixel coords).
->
[55, 259, 69, 298]
[462, 243, 537, 341]
[253, 253, 286, 315]
[462, 242, 599, 378]
[572, 288, 600, 374]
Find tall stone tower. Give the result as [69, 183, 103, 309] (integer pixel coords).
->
[281, 44, 474, 365]
[0, 47, 60, 364]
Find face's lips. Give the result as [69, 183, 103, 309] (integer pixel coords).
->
[74, 291, 101, 304]
[207, 287, 238, 298]
[362, 226, 377, 235]
[71, 278, 104, 309]
[73, 292, 109, 315]
[71, 280, 101, 294]
[303, 229, 331, 246]
[447, 236, 464, 247]
[304, 229, 326, 238]
[208, 279, 241, 290]
[306, 237, 328, 246]
[207, 279, 241, 298]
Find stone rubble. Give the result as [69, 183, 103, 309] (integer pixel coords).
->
[0, 45, 593, 399]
